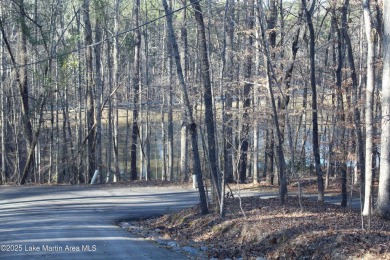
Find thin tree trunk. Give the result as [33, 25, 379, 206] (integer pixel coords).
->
[94, 16, 103, 184]
[238, 0, 254, 183]
[76, 8, 83, 183]
[258, 1, 287, 204]
[341, 0, 365, 206]
[106, 37, 113, 183]
[223, 0, 235, 184]
[113, 0, 121, 182]
[161, 99, 167, 181]
[124, 65, 130, 179]
[253, 123, 258, 184]
[362, 0, 375, 218]
[144, 0, 151, 181]
[130, 0, 141, 181]
[331, 6, 347, 206]
[190, 0, 221, 203]
[180, 0, 189, 182]
[0, 1, 35, 184]
[302, 0, 324, 202]
[326, 18, 338, 190]
[83, 0, 95, 183]
[162, 0, 208, 214]
[167, 32, 174, 181]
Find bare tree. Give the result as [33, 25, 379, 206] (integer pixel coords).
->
[223, 0, 235, 184]
[94, 8, 103, 183]
[362, 0, 375, 218]
[161, 0, 208, 214]
[167, 0, 174, 181]
[257, 0, 287, 204]
[301, 0, 324, 202]
[0, 3, 5, 183]
[330, 5, 347, 206]
[377, 0, 390, 220]
[180, 0, 189, 182]
[341, 0, 365, 206]
[83, 0, 96, 183]
[0, 1, 39, 184]
[238, 0, 254, 183]
[190, 0, 221, 203]
[130, 0, 141, 181]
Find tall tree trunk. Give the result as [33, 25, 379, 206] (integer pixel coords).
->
[331, 6, 347, 206]
[94, 15, 103, 184]
[223, 0, 235, 184]
[341, 0, 365, 206]
[113, 12, 120, 182]
[124, 64, 130, 179]
[130, 0, 141, 181]
[144, 0, 151, 181]
[0, 10, 6, 183]
[162, 0, 208, 214]
[106, 38, 114, 182]
[76, 8, 84, 183]
[190, 0, 221, 202]
[180, 0, 189, 182]
[302, 0, 324, 202]
[0, 1, 36, 184]
[83, 0, 95, 183]
[167, 22, 174, 181]
[238, 0, 254, 183]
[161, 100, 167, 181]
[377, 0, 390, 219]
[326, 20, 337, 190]
[258, 0, 287, 204]
[362, 0, 375, 217]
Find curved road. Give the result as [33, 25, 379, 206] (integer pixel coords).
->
[0, 185, 199, 259]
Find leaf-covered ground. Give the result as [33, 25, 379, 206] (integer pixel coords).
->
[125, 181, 390, 259]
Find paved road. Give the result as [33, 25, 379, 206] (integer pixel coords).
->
[233, 189, 362, 209]
[0, 185, 199, 260]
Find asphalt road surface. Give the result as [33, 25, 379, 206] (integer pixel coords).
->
[0, 185, 200, 260]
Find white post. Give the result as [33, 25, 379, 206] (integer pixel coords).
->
[192, 174, 197, 189]
[90, 170, 99, 185]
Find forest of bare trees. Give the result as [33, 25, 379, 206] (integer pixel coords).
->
[0, 0, 389, 218]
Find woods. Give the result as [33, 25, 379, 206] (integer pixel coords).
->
[0, 0, 388, 219]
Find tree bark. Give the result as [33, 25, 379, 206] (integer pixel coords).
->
[180, 0, 189, 182]
[0, 1, 35, 184]
[377, 0, 390, 219]
[238, 0, 254, 183]
[223, 0, 235, 184]
[0, 7, 6, 183]
[113, 0, 121, 181]
[162, 0, 208, 214]
[130, 0, 141, 181]
[94, 15, 103, 184]
[83, 0, 95, 183]
[302, 0, 324, 202]
[258, 0, 287, 204]
[362, 0, 375, 217]
[331, 5, 348, 206]
[167, 30, 174, 181]
[341, 0, 365, 206]
[190, 0, 221, 202]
